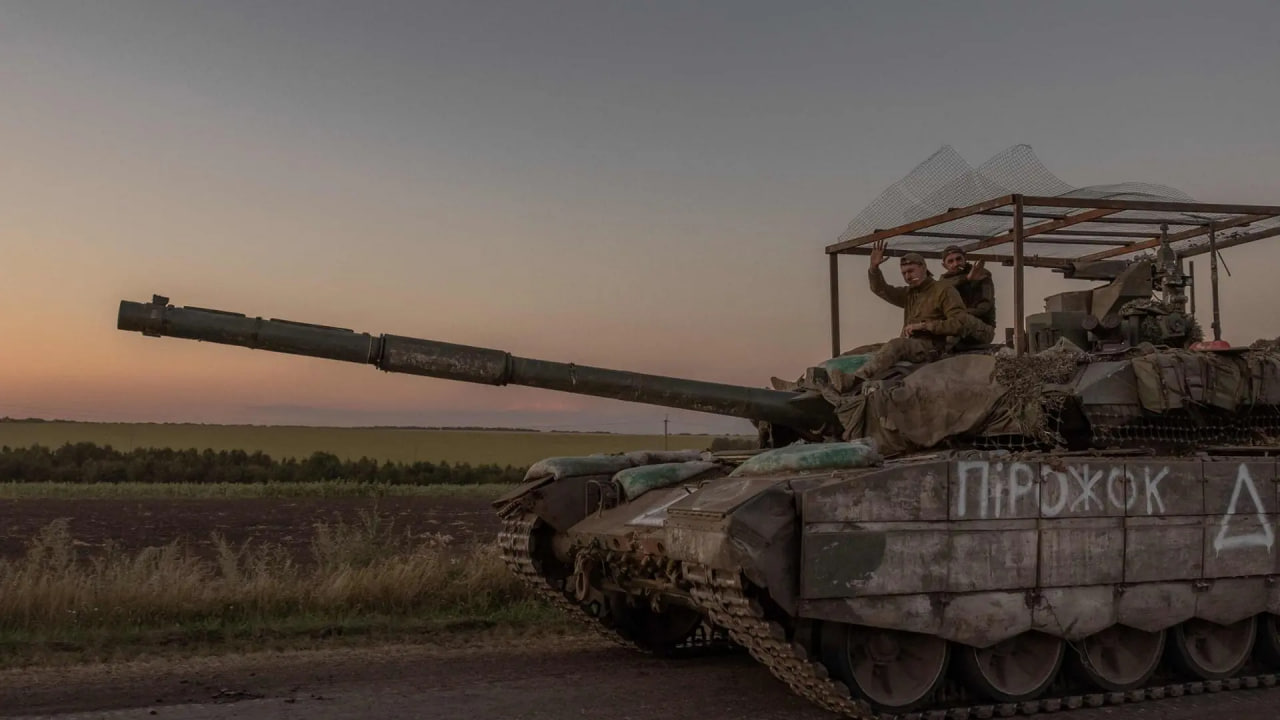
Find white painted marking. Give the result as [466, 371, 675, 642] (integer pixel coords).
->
[954, 461, 987, 519]
[1008, 462, 1037, 516]
[1214, 464, 1274, 553]
[991, 462, 1004, 519]
[1106, 466, 1136, 511]
[953, 460, 1177, 519]
[627, 491, 693, 528]
[1143, 467, 1168, 515]
[1069, 465, 1102, 513]
[1040, 466, 1069, 517]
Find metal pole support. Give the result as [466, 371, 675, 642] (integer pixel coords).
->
[829, 253, 840, 357]
[1013, 196, 1026, 356]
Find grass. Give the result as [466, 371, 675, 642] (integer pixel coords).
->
[0, 481, 520, 500]
[0, 513, 576, 667]
[0, 421, 732, 466]
[0, 604, 578, 669]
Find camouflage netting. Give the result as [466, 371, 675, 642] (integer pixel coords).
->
[1091, 345, 1280, 446]
[990, 343, 1084, 441]
[796, 343, 1087, 457]
[794, 342, 1280, 458]
[1129, 346, 1280, 412]
[1118, 298, 1206, 347]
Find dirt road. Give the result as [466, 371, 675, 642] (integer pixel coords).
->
[5, 638, 1279, 720]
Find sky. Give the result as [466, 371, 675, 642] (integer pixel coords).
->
[3, 0, 1279, 435]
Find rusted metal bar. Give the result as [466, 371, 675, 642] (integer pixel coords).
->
[829, 253, 840, 357]
[1043, 229, 1164, 239]
[825, 195, 1014, 254]
[981, 210, 1214, 225]
[1080, 214, 1267, 261]
[1209, 225, 1221, 341]
[1021, 196, 1280, 216]
[961, 208, 1119, 253]
[1014, 197, 1025, 356]
[904, 230, 990, 240]
[1179, 224, 1280, 257]
[910, 229, 1131, 245]
[977, 207, 1208, 224]
[838, 246, 1073, 269]
[1024, 237, 1132, 246]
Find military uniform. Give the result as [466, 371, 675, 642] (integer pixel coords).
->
[852, 253, 972, 380]
[938, 247, 997, 345]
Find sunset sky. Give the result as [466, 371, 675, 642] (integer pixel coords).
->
[4, 1, 1279, 435]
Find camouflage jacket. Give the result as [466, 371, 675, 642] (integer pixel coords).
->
[868, 267, 969, 339]
[940, 264, 996, 327]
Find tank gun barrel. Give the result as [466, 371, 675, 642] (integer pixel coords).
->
[117, 296, 835, 432]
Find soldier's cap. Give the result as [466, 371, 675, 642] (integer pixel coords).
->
[942, 245, 965, 258]
[899, 252, 926, 266]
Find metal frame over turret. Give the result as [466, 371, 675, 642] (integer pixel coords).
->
[825, 194, 1280, 357]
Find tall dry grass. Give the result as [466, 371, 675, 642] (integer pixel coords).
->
[0, 512, 554, 656]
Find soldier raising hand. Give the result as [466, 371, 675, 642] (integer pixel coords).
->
[848, 248, 970, 383]
[940, 245, 997, 345]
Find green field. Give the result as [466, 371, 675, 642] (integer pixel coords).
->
[0, 422, 738, 467]
[0, 481, 517, 500]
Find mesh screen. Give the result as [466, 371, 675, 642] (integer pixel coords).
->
[838, 144, 1279, 260]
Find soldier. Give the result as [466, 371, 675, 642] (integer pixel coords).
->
[939, 244, 997, 345]
[849, 240, 972, 382]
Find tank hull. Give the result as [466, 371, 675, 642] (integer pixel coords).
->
[501, 447, 1280, 717]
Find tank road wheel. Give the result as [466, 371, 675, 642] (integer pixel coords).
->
[958, 632, 1065, 703]
[1167, 616, 1256, 680]
[1068, 625, 1165, 691]
[1256, 613, 1280, 667]
[819, 623, 949, 712]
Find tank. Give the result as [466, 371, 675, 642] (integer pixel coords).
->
[117, 288, 1280, 719]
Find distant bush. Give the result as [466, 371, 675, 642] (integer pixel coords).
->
[0, 442, 527, 486]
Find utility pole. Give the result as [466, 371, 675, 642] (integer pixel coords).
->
[664, 415, 669, 449]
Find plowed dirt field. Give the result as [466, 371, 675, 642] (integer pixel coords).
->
[0, 496, 502, 561]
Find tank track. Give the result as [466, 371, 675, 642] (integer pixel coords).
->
[496, 511, 733, 657]
[683, 563, 1280, 720]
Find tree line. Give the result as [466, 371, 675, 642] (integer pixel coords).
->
[0, 443, 527, 485]
[0, 436, 756, 486]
